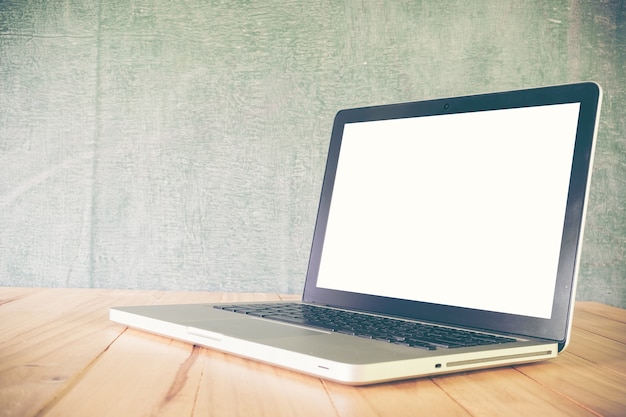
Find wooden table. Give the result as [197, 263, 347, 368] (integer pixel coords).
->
[1, 288, 625, 417]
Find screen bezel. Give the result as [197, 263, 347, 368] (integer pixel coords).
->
[302, 82, 602, 348]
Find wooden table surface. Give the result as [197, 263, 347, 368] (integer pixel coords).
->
[1, 288, 625, 417]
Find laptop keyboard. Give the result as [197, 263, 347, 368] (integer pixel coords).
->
[214, 303, 517, 350]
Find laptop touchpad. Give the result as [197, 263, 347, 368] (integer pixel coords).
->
[185, 318, 327, 341]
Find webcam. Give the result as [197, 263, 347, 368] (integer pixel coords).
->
[443, 103, 450, 110]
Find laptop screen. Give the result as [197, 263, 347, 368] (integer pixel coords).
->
[303, 83, 601, 343]
[315, 103, 580, 320]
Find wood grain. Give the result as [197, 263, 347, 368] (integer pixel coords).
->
[0, 1, 624, 308]
[1, 289, 625, 417]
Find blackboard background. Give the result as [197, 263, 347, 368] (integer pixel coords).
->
[0, 0, 624, 308]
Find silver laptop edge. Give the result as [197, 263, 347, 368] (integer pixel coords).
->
[110, 304, 558, 385]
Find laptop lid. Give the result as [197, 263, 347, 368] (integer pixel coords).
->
[302, 82, 602, 349]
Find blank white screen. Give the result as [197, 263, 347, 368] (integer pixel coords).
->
[316, 103, 581, 319]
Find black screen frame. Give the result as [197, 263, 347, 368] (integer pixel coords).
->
[302, 82, 602, 350]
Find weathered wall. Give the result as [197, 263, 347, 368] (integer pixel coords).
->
[0, 1, 624, 307]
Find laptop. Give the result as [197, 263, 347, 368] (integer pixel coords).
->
[110, 82, 602, 385]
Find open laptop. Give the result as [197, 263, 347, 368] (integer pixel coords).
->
[110, 82, 602, 385]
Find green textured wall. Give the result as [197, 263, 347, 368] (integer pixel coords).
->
[0, 1, 624, 307]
